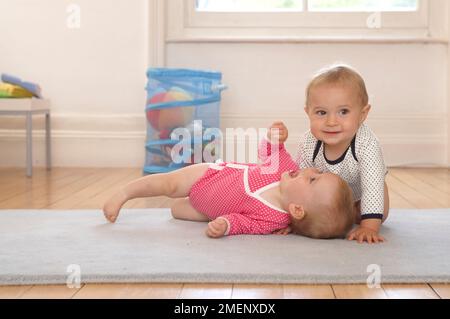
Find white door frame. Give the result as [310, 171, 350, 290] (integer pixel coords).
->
[148, 0, 166, 67]
[448, 3, 450, 167]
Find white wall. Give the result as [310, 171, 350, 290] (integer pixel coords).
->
[0, 0, 148, 167]
[0, 0, 449, 168]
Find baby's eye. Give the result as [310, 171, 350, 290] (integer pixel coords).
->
[316, 111, 326, 116]
[339, 109, 350, 115]
[310, 178, 316, 184]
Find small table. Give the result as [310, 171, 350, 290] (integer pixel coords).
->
[0, 98, 51, 177]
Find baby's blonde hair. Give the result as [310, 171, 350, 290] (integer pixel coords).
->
[306, 63, 369, 108]
[290, 177, 354, 239]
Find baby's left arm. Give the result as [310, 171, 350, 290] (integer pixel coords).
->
[360, 139, 386, 220]
[348, 139, 387, 244]
[258, 122, 288, 162]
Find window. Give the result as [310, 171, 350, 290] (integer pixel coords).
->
[308, 0, 417, 12]
[167, 0, 442, 42]
[196, 0, 418, 12]
[196, 0, 304, 12]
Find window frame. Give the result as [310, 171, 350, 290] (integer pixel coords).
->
[166, 0, 447, 42]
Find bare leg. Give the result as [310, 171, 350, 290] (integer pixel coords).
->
[103, 163, 209, 223]
[171, 198, 210, 222]
[354, 182, 390, 224]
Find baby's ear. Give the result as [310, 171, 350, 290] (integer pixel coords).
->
[360, 104, 371, 122]
[304, 106, 309, 115]
[289, 204, 306, 220]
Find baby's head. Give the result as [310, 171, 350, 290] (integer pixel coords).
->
[280, 168, 354, 239]
[305, 64, 371, 146]
[306, 63, 368, 109]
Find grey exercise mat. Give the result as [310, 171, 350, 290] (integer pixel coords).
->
[0, 209, 449, 285]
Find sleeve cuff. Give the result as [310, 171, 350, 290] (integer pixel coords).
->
[360, 214, 384, 221]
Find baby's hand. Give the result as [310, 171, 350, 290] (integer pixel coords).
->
[268, 121, 288, 144]
[206, 218, 228, 238]
[347, 226, 385, 244]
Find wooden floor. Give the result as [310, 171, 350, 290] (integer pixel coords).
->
[0, 167, 449, 299]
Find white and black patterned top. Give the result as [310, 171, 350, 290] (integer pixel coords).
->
[295, 124, 387, 220]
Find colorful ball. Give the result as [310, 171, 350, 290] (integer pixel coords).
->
[146, 87, 195, 132]
[146, 92, 166, 131]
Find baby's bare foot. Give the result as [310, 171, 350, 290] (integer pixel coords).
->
[103, 190, 127, 223]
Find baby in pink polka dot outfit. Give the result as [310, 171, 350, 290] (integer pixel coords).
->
[103, 122, 355, 239]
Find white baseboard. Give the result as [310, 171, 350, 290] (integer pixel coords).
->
[0, 112, 447, 167]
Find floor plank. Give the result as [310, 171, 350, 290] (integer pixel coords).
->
[283, 285, 335, 299]
[0, 285, 33, 299]
[231, 284, 283, 299]
[388, 188, 416, 209]
[73, 283, 183, 299]
[20, 284, 83, 299]
[430, 284, 450, 299]
[332, 285, 388, 299]
[0, 169, 99, 209]
[75, 169, 144, 209]
[385, 174, 444, 209]
[46, 168, 132, 209]
[389, 170, 450, 207]
[179, 284, 233, 299]
[382, 284, 440, 299]
[410, 169, 450, 195]
[0, 168, 76, 206]
[417, 168, 450, 183]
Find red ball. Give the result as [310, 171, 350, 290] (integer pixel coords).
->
[146, 88, 195, 132]
[146, 92, 166, 131]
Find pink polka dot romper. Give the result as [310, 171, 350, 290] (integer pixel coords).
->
[189, 139, 298, 236]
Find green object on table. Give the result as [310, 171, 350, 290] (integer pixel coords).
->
[0, 83, 34, 98]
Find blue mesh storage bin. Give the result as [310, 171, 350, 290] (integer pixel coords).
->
[144, 68, 226, 174]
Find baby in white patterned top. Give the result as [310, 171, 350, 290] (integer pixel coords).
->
[282, 64, 390, 244]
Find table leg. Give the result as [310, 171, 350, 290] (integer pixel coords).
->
[26, 112, 33, 177]
[45, 111, 52, 170]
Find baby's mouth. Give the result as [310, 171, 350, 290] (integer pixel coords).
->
[324, 131, 342, 135]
